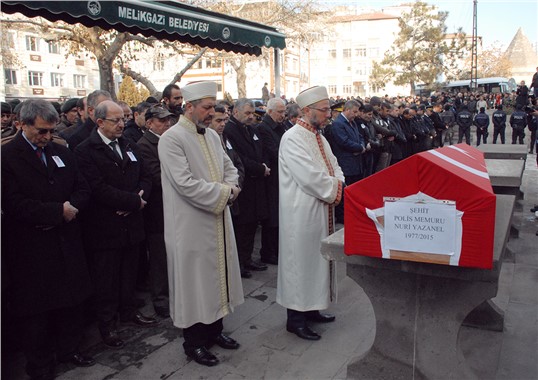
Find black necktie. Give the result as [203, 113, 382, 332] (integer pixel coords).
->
[109, 141, 122, 160]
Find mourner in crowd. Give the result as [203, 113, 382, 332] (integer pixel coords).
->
[136, 104, 174, 318]
[2, 99, 95, 379]
[224, 98, 269, 278]
[257, 97, 288, 265]
[161, 84, 183, 124]
[75, 100, 157, 349]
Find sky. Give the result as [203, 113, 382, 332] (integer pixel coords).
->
[318, 0, 538, 50]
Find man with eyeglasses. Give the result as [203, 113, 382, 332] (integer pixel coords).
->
[136, 105, 174, 318]
[277, 86, 344, 341]
[75, 100, 157, 349]
[159, 81, 243, 367]
[2, 99, 95, 378]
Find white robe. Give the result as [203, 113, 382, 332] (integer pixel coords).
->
[276, 125, 344, 311]
[159, 116, 244, 328]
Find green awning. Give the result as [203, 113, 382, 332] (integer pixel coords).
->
[1, 0, 286, 55]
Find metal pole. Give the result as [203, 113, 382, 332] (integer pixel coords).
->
[274, 48, 281, 97]
[470, 0, 478, 91]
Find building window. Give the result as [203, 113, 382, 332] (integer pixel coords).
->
[343, 84, 352, 94]
[153, 54, 165, 71]
[48, 41, 61, 54]
[343, 48, 351, 58]
[25, 35, 39, 51]
[216, 81, 223, 92]
[329, 49, 336, 59]
[4, 69, 17, 85]
[28, 71, 43, 86]
[369, 47, 379, 58]
[51, 73, 64, 87]
[328, 84, 337, 94]
[73, 74, 86, 88]
[355, 47, 366, 57]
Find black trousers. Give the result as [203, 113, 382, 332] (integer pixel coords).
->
[512, 128, 525, 144]
[336, 174, 362, 224]
[286, 309, 320, 329]
[233, 221, 258, 267]
[146, 232, 169, 308]
[260, 224, 278, 259]
[476, 128, 488, 146]
[89, 243, 140, 324]
[183, 318, 223, 352]
[493, 126, 506, 144]
[20, 303, 85, 378]
[458, 126, 471, 145]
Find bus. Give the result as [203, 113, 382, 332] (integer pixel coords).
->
[416, 77, 517, 96]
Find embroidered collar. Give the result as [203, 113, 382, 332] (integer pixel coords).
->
[297, 118, 320, 135]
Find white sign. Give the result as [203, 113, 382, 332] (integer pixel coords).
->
[383, 199, 457, 255]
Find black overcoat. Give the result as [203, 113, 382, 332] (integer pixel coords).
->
[223, 116, 268, 225]
[74, 128, 152, 250]
[257, 114, 286, 227]
[137, 131, 163, 234]
[1, 133, 92, 316]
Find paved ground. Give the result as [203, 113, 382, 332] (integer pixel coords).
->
[4, 132, 537, 379]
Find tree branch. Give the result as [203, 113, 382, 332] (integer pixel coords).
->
[169, 47, 208, 84]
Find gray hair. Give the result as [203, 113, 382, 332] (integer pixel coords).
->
[344, 100, 361, 111]
[266, 97, 285, 111]
[87, 89, 112, 109]
[94, 101, 114, 121]
[286, 103, 301, 119]
[19, 99, 59, 126]
[234, 98, 255, 112]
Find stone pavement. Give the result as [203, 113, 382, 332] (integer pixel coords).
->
[4, 153, 537, 380]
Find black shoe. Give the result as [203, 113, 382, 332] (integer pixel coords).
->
[213, 334, 240, 349]
[306, 311, 336, 323]
[59, 352, 96, 367]
[286, 325, 321, 340]
[122, 311, 159, 327]
[154, 305, 170, 318]
[100, 329, 124, 348]
[240, 269, 252, 278]
[134, 297, 146, 308]
[245, 260, 267, 271]
[185, 347, 219, 367]
[260, 255, 278, 265]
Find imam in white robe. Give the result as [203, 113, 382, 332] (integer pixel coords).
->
[276, 124, 344, 311]
[159, 115, 244, 329]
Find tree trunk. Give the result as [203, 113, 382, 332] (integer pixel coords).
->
[98, 59, 117, 100]
[235, 59, 247, 99]
[409, 81, 416, 96]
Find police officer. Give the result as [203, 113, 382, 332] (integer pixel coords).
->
[492, 104, 507, 144]
[510, 104, 527, 144]
[473, 107, 489, 146]
[456, 104, 473, 145]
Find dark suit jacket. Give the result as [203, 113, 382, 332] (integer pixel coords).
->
[1, 133, 92, 316]
[257, 113, 286, 227]
[330, 113, 365, 177]
[65, 117, 96, 151]
[224, 116, 268, 225]
[75, 128, 152, 250]
[137, 130, 163, 234]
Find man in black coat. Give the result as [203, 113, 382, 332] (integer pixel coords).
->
[224, 98, 269, 278]
[2, 99, 95, 379]
[136, 104, 173, 318]
[75, 100, 157, 348]
[492, 104, 507, 144]
[124, 101, 152, 142]
[456, 104, 473, 145]
[65, 90, 111, 151]
[257, 98, 287, 265]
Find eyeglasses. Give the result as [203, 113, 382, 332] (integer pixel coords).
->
[35, 127, 56, 135]
[103, 118, 125, 125]
[309, 107, 331, 113]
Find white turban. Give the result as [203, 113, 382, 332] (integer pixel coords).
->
[182, 81, 217, 102]
[296, 86, 329, 108]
